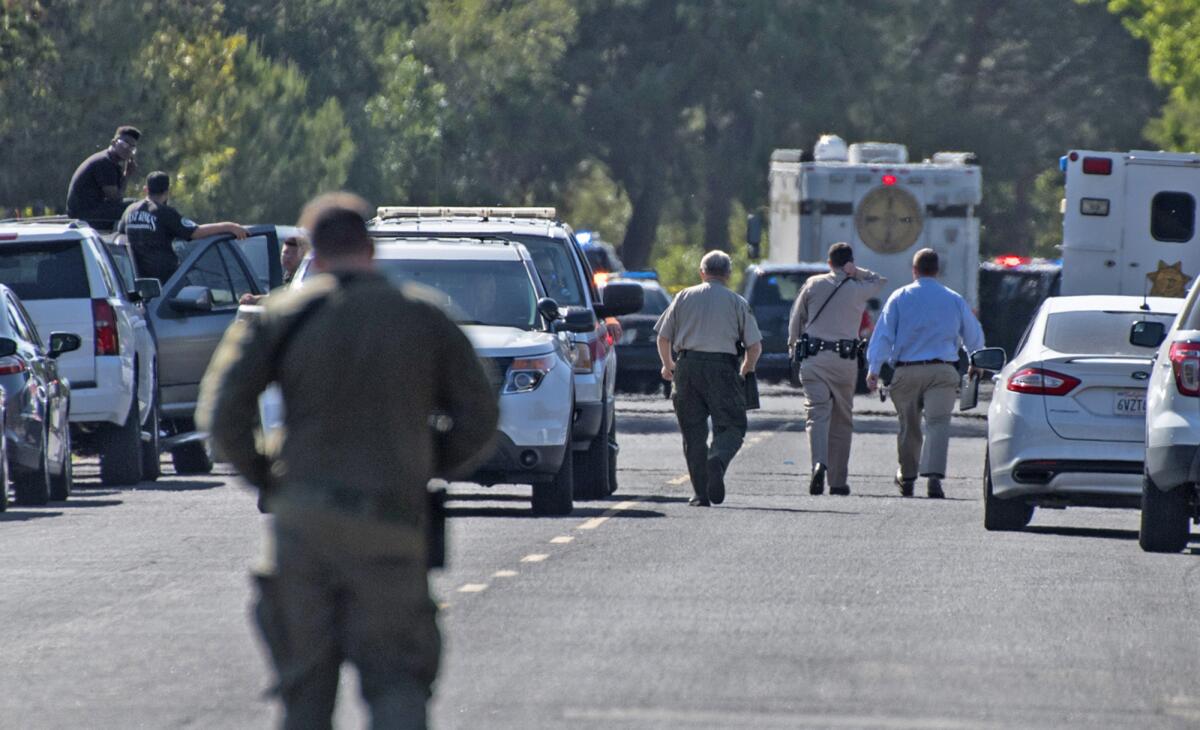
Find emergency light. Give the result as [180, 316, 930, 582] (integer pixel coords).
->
[1081, 157, 1112, 175]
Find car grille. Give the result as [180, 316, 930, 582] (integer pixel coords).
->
[480, 356, 514, 393]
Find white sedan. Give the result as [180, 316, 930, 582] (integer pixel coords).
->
[983, 295, 1183, 530]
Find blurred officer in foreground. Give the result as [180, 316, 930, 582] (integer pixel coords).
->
[197, 192, 498, 729]
[866, 248, 983, 498]
[788, 242, 886, 496]
[656, 250, 762, 506]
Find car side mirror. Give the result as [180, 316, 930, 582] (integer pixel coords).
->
[169, 285, 215, 313]
[133, 277, 162, 302]
[558, 308, 597, 334]
[537, 297, 561, 323]
[0, 337, 17, 358]
[47, 332, 82, 358]
[970, 347, 1006, 371]
[593, 281, 644, 318]
[1130, 320, 1167, 349]
[746, 213, 762, 259]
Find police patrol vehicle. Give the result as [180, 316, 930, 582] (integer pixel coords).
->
[766, 134, 982, 307]
[1061, 149, 1200, 298]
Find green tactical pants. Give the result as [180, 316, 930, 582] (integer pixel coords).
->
[254, 504, 440, 730]
[671, 353, 748, 498]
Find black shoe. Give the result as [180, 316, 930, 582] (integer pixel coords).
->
[688, 496, 711, 507]
[927, 477, 945, 499]
[706, 459, 726, 505]
[809, 464, 826, 495]
[895, 470, 914, 497]
[829, 484, 850, 496]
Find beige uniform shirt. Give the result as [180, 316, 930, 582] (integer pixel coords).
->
[788, 268, 887, 344]
[655, 280, 762, 355]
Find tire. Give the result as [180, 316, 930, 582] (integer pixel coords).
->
[532, 440, 574, 516]
[606, 411, 619, 496]
[1140, 476, 1191, 553]
[100, 394, 143, 486]
[573, 409, 611, 500]
[140, 398, 161, 482]
[13, 438, 51, 506]
[0, 439, 8, 512]
[49, 427, 72, 502]
[983, 450, 1033, 531]
[171, 441, 213, 475]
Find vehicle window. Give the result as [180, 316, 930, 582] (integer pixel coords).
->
[87, 239, 119, 297]
[181, 245, 236, 307]
[513, 235, 586, 307]
[640, 287, 671, 316]
[375, 259, 538, 329]
[12, 297, 43, 348]
[750, 272, 816, 306]
[7, 295, 41, 347]
[1151, 191, 1195, 243]
[1044, 309, 1177, 355]
[105, 243, 137, 291]
[236, 235, 272, 291]
[218, 243, 256, 300]
[0, 241, 90, 300]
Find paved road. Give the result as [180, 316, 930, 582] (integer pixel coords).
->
[2, 387, 1199, 728]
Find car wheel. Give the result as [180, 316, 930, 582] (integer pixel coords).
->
[1140, 476, 1191, 553]
[100, 394, 144, 486]
[573, 409, 611, 500]
[49, 427, 72, 501]
[171, 441, 213, 475]
[532, 436, 573, 516]
[983, 449, 1033, 531]
[0, 438, 8, 512]
[606, 411, 619, 496]
[13, 438, 51, 506]
[140, 396, 161, 482]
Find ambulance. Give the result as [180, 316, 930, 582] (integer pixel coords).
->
[767, 135, 983, 306]
[1061, 149, 1200, 298]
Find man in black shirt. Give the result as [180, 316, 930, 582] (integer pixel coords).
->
[117, 171, 249, 282]
[66, 125, 142, 230]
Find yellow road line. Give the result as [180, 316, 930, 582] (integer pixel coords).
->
[492, 570, 518, 578]
[667, 474, 690, 485]
[550, 536, 575, 544]
[521, 553, 549, 563]
[457, 583, 488, 593]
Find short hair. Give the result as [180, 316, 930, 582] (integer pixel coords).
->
[828, 242, 854, 267]
[115, 125, 141, 141]
[913, 248, 939, 276]
[700, 250, 733, 278]
[146, 171, 170, 196]
[298, 192, 372, 258]
[283, 235, 311, 254]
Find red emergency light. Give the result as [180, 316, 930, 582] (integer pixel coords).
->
[995, 255, 1029, 267]
[881, 174, 897, 186]
[1082, 157, 1112, 175]
[0, 234, 16, 241]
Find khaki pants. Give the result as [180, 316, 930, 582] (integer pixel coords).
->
[799, 351, 858, 489]
[888, 362, 960, 480]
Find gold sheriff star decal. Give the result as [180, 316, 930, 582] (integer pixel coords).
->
[1147, 260, 1193, 298]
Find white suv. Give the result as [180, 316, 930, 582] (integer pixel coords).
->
[0, 218, 159, 485]
[1139, 285, 1200, 552]
[368, 207, 644, 501]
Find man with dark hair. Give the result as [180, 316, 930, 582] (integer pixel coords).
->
[117, 171, 248, 282]
[788, 241, 885, 495]
[656, 250, 762, 506]
[66, 126, 143, 230]
[197, 192, 498, 728]
[866, 247, 985, 498]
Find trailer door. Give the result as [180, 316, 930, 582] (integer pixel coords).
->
[1122, 161, 1200, 297]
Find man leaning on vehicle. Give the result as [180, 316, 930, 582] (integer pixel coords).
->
[197, 192, 498, 729]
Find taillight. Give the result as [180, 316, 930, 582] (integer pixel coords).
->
[573, 342, 594, 374]
[859, 311, 873, 339]
[1006, 367, 1080, 396]
[504, 354, 556, 394]
[0, 356, 26, 375]
[92, 298, 119, 356]
[1169, 342, 1200, 397]
[1081, 156, 1112, 175]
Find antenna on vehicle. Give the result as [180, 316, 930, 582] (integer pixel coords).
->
[1141, 273, 1151, 311]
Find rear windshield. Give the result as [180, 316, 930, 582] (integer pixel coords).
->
[512, 235, 585, 307]
[1044, 310, 1177, 356]
[376, 259, 539, 330]
[749, 272, 818, 306]
[640, 286, 671, 315]
[0, 240, 90, 300]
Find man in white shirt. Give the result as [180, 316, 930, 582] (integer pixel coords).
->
[866, 248, 984, 498]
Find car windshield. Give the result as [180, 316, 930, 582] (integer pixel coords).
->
[749, 271, 818, 306]
[0, 240, 90, 300]
[376, 258, 539, 329]
[639, 286, 671, 315]
[1043, 309, 1177, 356]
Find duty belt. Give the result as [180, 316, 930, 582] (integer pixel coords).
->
[800, 336, 862, 359]
[278, 484, 413, 525]
[895, 359, 958, 368]
[677, 350, 737, 363]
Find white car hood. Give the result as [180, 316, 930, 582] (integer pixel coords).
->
[463, 325, 557, 358]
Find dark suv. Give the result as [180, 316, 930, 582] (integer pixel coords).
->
[742, 263, 829, 382]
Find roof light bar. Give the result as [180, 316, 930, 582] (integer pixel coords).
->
[376, 206, 557, 221]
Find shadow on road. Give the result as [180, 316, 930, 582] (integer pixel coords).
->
[56, 499, 123, 508]
[722, 505, 859, 515]
[447, 492, 532, 503]
[72, 478, 224, 492]
[1024, 525, 1138, 541]
[446, 505, 664, 519]
[0, 510, 63, 522]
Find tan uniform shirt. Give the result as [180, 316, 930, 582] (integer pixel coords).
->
[655, 279, 762, 355]
[788, 268, 887, 344]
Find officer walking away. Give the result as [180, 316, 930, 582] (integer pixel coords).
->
[239, 235, 310, 305]
[866, 248, 984, 498]
[117, 171, 249, 283]
[197, 193, 498, 728]
[66, 125, 142, 230]
[656, 250, 762, 507]
[788, 242, 886, 496]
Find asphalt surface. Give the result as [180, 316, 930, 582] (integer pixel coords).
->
[3, 385, 1200, 729]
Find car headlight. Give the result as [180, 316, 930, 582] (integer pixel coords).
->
[504, 354, 557, 393]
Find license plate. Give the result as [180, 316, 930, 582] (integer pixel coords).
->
[1114, 391, 1146, 416]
